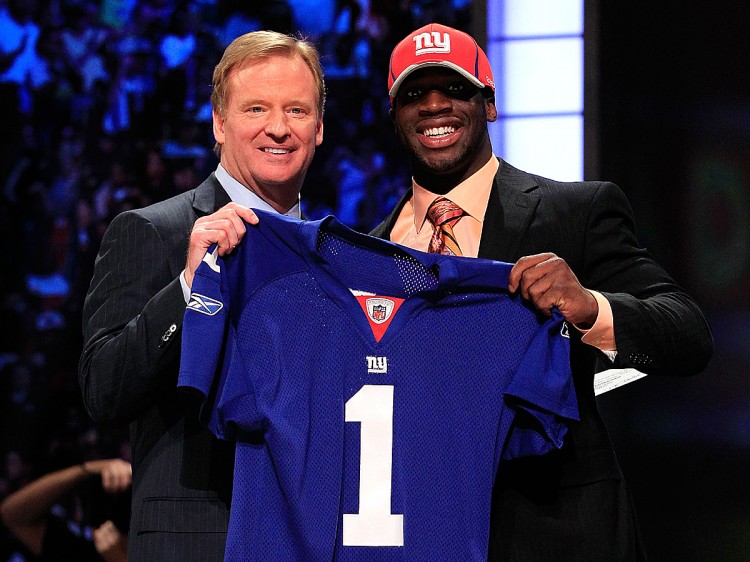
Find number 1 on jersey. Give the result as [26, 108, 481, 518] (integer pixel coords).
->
[343, 384, 404, 547]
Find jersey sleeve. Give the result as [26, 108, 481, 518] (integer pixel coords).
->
[177, 246, 235, 439]
[502, 310, 579, 460]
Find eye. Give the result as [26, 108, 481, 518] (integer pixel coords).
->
[396, 86, 423, 104]
[248, 106, 263, 114]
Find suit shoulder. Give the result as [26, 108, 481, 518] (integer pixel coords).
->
[499, 160, 621, 198]
[134, 190, 197, 221]
[530, 173, 608, 191]
[112, 190, 198, 231]
[530, 174, 627, 205]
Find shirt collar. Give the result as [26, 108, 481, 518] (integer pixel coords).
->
[411, 155, 499, 233]
[214, 164, 301, 218]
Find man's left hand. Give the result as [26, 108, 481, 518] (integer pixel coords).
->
[508, 252, 598, 328]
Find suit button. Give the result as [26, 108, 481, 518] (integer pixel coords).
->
[629, 352, 652, 365]
[160, 323, 178, 346]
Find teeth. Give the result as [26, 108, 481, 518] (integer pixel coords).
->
[423, 126, 455, 138]
[265, 148, 289, 154]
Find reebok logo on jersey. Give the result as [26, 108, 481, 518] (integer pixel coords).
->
[561, 323, 570, 338]
[187, 293, 224, 316]
[367, 356, 388, 374]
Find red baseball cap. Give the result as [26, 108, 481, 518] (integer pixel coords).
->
[388, 23, 495, 100]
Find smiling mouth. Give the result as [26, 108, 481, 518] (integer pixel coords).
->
[421, 126, 456, 138]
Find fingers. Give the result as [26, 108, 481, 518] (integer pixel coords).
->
[192, 204, 253, 256]
[508, 253, 557, 297]
[99, 459, 132, 493]
[509, 253, 597, 325]
[92, 521, 111, 551]
[185, 203, 259, 287]
[234, 204, 260, 226]
[93, 520, 127, 558]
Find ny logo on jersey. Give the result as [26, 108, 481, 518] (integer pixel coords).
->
[187, 293, 223, 316]
[413, 31, 450, 55]
[366, 356, 388, 374]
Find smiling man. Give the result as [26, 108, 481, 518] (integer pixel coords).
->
[79, 31, 325, 562]
[210, 41, 324, 218]
[372, 22, 713, 561]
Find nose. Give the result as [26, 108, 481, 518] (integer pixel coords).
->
[265, 109, 291, 139]
[419, 89, 452, 115]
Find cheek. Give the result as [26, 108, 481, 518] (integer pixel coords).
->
[298, 122, 322, 148]
[392, 117, 410, 142]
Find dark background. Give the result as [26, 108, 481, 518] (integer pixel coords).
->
[1, 0, 748, 560]
[587, 2, 750, 560]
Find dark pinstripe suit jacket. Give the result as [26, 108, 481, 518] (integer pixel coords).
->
[371, 158, 713, 561]
[79, 174, 233, 562]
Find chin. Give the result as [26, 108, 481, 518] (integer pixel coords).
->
[417, 154, 462, 175]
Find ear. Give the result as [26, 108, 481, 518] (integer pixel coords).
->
[485, 97, 498, 123]
[212, 109, 225, 146]
[315, 117, 324, 147]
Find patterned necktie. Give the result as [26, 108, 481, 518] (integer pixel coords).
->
[426, 197, 464, 256]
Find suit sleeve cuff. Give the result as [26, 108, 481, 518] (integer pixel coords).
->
[180, 270, 191, 304]
[577, 290, 617, 352]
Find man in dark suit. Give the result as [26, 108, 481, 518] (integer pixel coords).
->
[78, 31, 325, 561]
[372, 23, 713, 560]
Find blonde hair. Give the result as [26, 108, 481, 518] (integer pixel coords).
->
[212, 30, 325, 119]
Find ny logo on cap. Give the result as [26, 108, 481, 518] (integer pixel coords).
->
[413, 32, 450, 55]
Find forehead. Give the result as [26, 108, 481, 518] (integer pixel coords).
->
[227, 54, 318, 100]
[231, 54, 307, 83]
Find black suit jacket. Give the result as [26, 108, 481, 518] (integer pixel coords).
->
[371, 159, 713, 561]
[79, 175, 233, 562]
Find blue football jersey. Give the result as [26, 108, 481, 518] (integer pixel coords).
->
[178, 211, 577, 561]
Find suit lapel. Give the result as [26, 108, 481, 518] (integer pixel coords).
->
[478, 159, 540, 262]
[192, 173, 232, 216]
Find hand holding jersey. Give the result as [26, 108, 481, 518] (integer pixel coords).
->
[508, 252, 600, 329]
[185, 203, 258, 288]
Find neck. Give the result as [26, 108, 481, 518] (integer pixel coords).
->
[256, 187, 300, 215]
[412, 168, 468, 195]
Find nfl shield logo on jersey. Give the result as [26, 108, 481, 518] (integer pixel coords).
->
[366, 298, 395, 324]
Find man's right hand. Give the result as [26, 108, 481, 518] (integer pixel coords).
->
[81, 459, 132, 494]
[185, 203, 259, 288]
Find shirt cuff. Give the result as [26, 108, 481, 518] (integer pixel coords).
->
[577, 290, 617, 352]
[179, 270, 191, 304]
